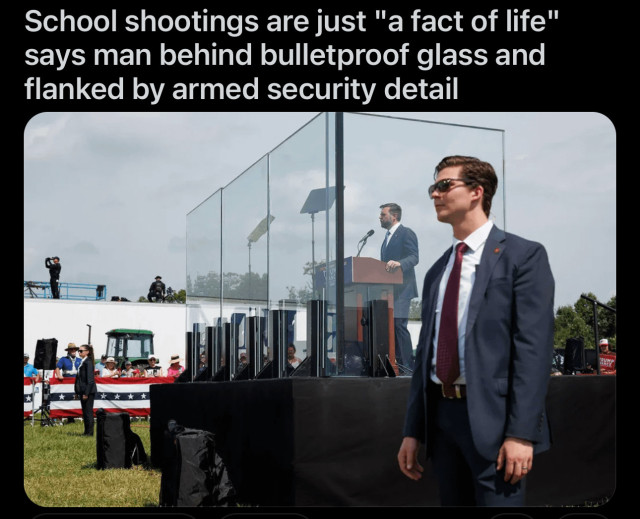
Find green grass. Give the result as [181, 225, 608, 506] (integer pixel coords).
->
[24, 417, 161, 508]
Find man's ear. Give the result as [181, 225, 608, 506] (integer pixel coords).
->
[470, 184, 484, 202]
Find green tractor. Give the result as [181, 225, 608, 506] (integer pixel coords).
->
[105, 329, 154, 370]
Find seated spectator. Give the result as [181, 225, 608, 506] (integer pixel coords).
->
[101, 357, 120, 378]
[167, 354, 185, 378]
[287, 344, 302, 368]
[24, 353, 40, 381]
[144, 355, 164, 377]
[197, 353, 208, 375]
[95, 354, 108, 374]
[120, 361, 135, 377]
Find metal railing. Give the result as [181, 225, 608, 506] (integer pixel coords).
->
[24, 281, 107, 301]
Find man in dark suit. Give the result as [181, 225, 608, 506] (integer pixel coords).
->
[397, 156, 554, 506]
[75, 344, 97, 436]
[379, 203, 419, 372]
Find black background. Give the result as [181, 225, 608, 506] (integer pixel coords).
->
[16, 2, 626, 519]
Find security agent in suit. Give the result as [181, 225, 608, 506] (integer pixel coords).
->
[74, 344, 97, 436]
[397, 156, 554, 506]
[379, 203, 419, 372]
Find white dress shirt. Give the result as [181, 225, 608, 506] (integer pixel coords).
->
[430, 220, 494, 385]
[383, 222, 401, 248]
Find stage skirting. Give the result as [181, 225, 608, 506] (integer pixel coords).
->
[149, 375, 615, 507]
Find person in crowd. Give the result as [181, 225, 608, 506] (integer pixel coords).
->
[120, 361, 135, 377]
[148, 275, 166, 302]
[287, 344, 302, 368]
[45, 256, 61, 299]
[196, 352, 211, 375]
[599, 338, 615, 355]
[95, 354, 108, 374]
[598, 338, 616, 374]
[144, 355, 164, 377]
[55, 343, 82, 380]
[101, 357, 120, 378]
[167, 354, 185, 377]
[379, 202, 419, 372]
[397, 155, 554, 506]
[24, 352, 40, 381]
[74, 344, 97, 436]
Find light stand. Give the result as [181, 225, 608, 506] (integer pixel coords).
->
[300, 187, 336, 296]
[247, 215, 275, 297]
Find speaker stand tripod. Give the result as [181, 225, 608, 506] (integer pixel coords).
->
[31, 379, 56, 427]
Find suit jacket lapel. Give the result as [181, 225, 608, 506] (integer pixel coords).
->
[466, 226, 506, 336]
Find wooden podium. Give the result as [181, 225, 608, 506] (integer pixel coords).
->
[343, 257, 402, 375]
[314, 256, 403, 375]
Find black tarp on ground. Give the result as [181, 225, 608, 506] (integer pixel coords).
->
[150, 375, 615, 507]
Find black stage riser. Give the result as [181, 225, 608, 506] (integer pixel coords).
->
[150, 376, 614, 507]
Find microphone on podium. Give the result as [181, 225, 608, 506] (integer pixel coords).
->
[356, 229, 375, 257]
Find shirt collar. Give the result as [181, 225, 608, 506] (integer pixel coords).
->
[452, 220, 493, 252]
[387, 222, 401, 236]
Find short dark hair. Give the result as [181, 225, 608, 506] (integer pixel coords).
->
[434, 156, 498, 217]
[380, 203, 402, 221]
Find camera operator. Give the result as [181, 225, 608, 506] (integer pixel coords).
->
[45, 256, 61, 299]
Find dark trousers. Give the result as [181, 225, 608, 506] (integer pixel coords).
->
[50, 278, 59, 299]
[80, 394, 95, 435]
[430, 393, 525, 506]
[393, 318, 414, 371]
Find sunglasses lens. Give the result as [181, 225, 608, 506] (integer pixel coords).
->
[429, 179, 451, 197]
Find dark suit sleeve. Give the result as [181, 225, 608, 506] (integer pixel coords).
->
[506, 242, 555, 442]
[85, 362, 95, 396]
[398, 228, 419, 273]
[402, 338, 426, 441]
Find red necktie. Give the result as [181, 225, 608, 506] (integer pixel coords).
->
[436, 242, 468, 397]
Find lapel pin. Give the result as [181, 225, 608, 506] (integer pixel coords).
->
[494, 247, 500, 254]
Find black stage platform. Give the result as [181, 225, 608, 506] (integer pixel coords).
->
[150, 375, 615, 507]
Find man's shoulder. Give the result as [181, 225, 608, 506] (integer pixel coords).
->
[499, 229, 548, 254]
[396, 224, 418, 239]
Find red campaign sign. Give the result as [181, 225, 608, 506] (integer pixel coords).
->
[599, 354, 616, 372]
[47, 376, 175, 418]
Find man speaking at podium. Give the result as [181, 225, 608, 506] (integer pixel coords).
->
[379, 203, 419, 372]
[397, 156, 554, 506]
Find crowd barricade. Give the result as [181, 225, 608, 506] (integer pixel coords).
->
[47, 376, 175, 419]
[24, 377, 43, 418]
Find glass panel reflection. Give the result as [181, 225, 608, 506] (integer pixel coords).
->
[185, 112, 504, 379]
[268, 113, 336, 377]
[339, 112, 504, 377]
[222, 157, 269, 378]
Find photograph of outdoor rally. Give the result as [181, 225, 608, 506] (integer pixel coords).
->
[24, 112, 615, 511]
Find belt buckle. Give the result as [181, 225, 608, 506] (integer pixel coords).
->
[441, 384, 463, 399]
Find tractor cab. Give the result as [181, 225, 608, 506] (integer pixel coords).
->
[105, 329, 154, 370]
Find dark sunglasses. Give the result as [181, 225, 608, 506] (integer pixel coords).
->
[428, 178, 474, 197]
